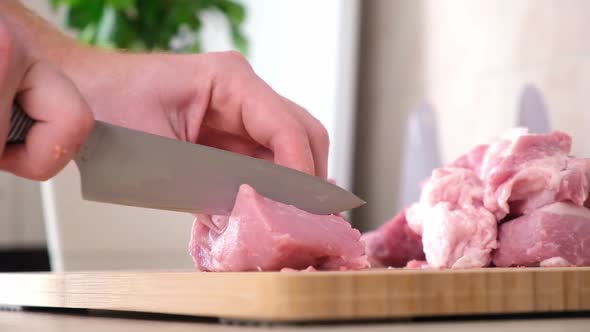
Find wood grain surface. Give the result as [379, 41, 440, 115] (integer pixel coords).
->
[0, 268, 589, 322]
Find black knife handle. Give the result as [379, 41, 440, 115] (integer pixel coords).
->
[7, 103, 34, 144]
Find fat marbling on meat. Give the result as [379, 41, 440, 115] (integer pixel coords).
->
[406, 167, 497, 268]
[479, 129, 573, 219]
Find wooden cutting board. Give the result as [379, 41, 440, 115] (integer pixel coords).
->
[0, 268, 589, 322]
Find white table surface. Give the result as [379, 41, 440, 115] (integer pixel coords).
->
[1, 310, 589, 332]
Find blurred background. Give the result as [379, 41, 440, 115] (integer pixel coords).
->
[2, 0, 590, 272]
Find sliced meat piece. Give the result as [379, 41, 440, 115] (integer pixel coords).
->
[419, 202, 497, 269]
[493, 202, 590, 267]
[557, 158, 590, 206]
[189, 184, 369, 272]
[478, 128, 529, 180]
[406, 167, 485, 235]
[498, 157, 590, 217]
[508, 189, 559, 217]
[361, 210, 424, 268]
[419, 167, 485, 208]
[480, 130, 572, 219]
[406, 167, 497, 269]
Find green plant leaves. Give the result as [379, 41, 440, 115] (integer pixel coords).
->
[50, 0, 248, 54]
[107, 0, 136, 10]
[216, 0, 246, 25]
[213, 0, 247, 53]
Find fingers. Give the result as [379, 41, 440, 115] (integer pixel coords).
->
[240, 83, 329, 177]
[197, 125, 260, 156]
[252, 146, 274, 162]
[268, 122, 315, 175]
[281, 97, 330, 178]
[241, 88, 315, 175]
[0, 62, 94, 180]
[204, 51, 318, 175]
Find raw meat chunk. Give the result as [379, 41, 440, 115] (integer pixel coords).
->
[406, 167, 497, 268]
[508, 157, 590, 216]
[361, 210, 424, 267]
[540, 257, 573, 267]
[407, 167, 485, 235]
[417, 167, 485, 208]
[493, 202, 590, 267]
[416, 202, 497, 268]
[557, 158, 590, 206]
[280, 266, 317, 272]
[392, 128, 590, 270]
[480, 129, 572, 219]
[189, 184, 369, 272]
[479, 128, 529, 180]
[451, 144, 489, 175]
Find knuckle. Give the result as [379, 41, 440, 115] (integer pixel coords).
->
[295, 105, 330, 151]
[221, 50, 249, 66]
[204, 51, 255, 94]
[49, 68, 95, 140]
[316, 123, 330, 150]
[273, 119, 307, 151]
[78, 106, 95, 135]
[214, 51, 253, 75]
[67, 105, 95, 151]
[286, 121, 308, 141]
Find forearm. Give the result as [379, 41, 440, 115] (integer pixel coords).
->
[0, 1, 83, 64]
[0, 1, 120, 119]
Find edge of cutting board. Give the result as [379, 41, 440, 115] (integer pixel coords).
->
[0, 268, 589, 321]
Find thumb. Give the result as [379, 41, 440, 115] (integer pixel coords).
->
[0, 62, 94, 180]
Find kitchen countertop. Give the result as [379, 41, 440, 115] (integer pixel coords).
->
[1, 310, 589, 332]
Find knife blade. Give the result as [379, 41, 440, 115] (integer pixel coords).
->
[8, 103, 365, 215]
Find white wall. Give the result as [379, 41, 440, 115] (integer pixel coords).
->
[0, 174, 45, 248]
[423, 0, 590, 162]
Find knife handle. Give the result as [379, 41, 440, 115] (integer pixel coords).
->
[6, 103, 34, 144]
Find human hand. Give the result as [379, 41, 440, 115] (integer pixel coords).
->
[0, 18, 94, 180]
[66, 50, 329, 178]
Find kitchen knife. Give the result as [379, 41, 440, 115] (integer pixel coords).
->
[517, 84, 551, 134]
[7, 103, 365, 215]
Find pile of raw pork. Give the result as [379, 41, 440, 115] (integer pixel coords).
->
[189, 129, 590, 271]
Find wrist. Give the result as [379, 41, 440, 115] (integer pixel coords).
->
[0, 1, 104, 87]
[59, 48, 116, 117]
[0, 1, 72, 58]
